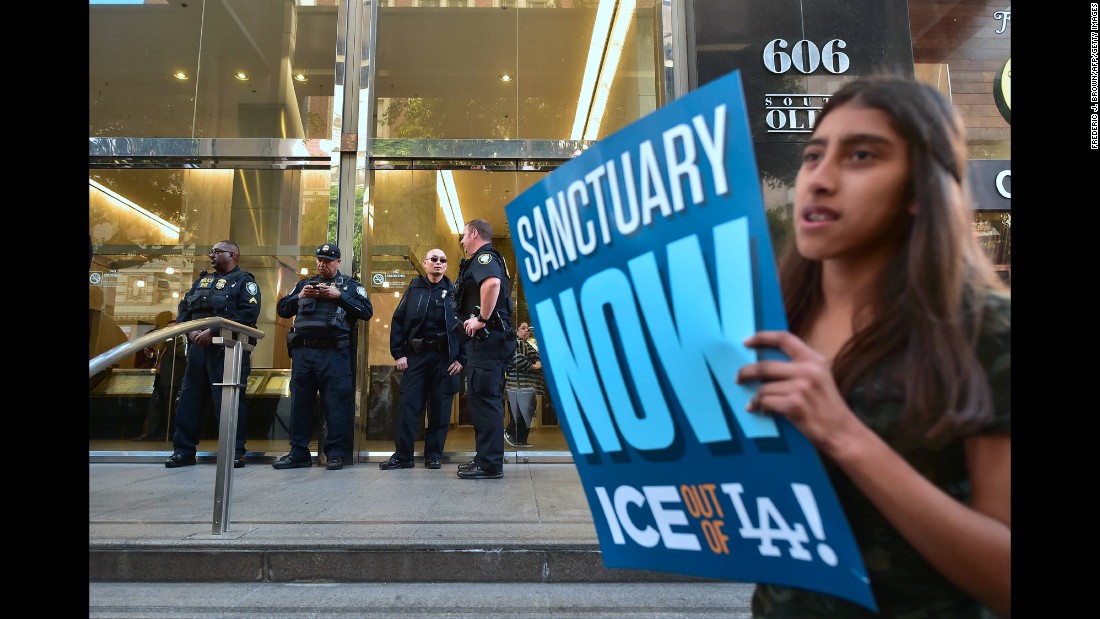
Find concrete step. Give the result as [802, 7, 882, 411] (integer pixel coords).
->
[89, 582, 755, 618]
[90, 462, 757, 617]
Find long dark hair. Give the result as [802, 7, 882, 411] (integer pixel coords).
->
[778, 75, 1008, 441]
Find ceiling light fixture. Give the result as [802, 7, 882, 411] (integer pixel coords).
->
[89, 178, 181, 240]
[173, 71, 190, 80]
[571, 0, 636, 141]
[499, 74, 512, 82]
[436, 171, 464, 235]
[234, 71, 250, 81]
[293, 73, 308, 82]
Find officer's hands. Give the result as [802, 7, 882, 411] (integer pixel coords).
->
[189, 329, 213, 347]
[299, 284, 323, 300]
[463, 317, 486, 337]
[396, 356, 408, 371]
[447, 360, 463, 375]
[315, 285, 339, 299]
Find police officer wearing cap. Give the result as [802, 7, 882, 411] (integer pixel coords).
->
[379, 248, 465, 471]
[165, 240, 261, 469]
[454, 219, 516, 480]
[273, 243, 373, 471]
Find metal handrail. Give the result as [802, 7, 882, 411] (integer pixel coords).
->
[88, 317, 265, 377]
[89, 316, 265, 536]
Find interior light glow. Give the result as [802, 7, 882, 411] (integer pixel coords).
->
[293, 73, 308, 82]
[89, 179, 181, 239]
[571, 0, 635, 141]
[570, 0, 617, 140]
[173, 71, 190, 80]
[499, 74, 512, 82]
[583, 0, 636, 141]
[234, 71, 249, 81]
[165, 267, 175, 275]
[135, 280, 146, 288]
[300, 268, 309, 275]
[436, 171, 464, 235]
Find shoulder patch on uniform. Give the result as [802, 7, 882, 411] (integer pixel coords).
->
[245, 282, 259, 295]
[356, 286, 366, 297]
[477, 253, 493, 265]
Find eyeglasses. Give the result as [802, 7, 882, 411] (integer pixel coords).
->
[208, 249, 232, 256]
[427, 256, 448, 263]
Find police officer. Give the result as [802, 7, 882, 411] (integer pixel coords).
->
[165, 240, 261, 469]
[273, 242, 373, 471]
[454, 219, 516, 480]
[379, 249, 465, 471]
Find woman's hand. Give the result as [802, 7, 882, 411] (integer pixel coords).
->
[735, 330, 864, 459]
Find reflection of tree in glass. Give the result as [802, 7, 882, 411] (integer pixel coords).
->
[382, 96, 516, 139]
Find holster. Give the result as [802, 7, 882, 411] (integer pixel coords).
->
[410, 334, 448, 353]
[286, 331, 300, 355]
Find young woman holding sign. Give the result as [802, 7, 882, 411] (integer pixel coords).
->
[737, 75, 1010, 618]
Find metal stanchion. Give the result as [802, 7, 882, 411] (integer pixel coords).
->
[211, 327, 255, 535]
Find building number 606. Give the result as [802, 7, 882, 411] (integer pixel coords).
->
[763, 39, 850, 75]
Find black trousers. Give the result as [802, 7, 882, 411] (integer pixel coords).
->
[287, 345, 354, 459]
[393, 349, 459, 461]
[172, 343, 250, 456]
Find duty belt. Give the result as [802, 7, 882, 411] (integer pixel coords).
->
[410, 337, 447, 353]
[298, 338, 350, 350]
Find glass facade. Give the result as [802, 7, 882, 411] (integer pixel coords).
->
[90, 0, 1010, 462]
[89, 0, 665, 462]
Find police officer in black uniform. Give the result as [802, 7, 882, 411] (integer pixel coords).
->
[273, 243, 373, 471]
[454, 219, 516, 480]
[379, 248, 465, 471]
[165, 240, 261, 469]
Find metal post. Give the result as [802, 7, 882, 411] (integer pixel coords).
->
[211, 328, 246, 535]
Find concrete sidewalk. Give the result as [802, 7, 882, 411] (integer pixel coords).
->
[89, 460, 601, 559]
[89, 461, 755, 617]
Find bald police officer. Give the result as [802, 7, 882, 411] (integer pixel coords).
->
[165, 240, 261, 469]
[454, 219, 516, 480]
[273, 243, 373, 471]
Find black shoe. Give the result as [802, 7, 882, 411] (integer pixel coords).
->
[457, 460, 477, 472]
[234, 453, 246, 469]
[503, 431, 517, 447]
[326, 457, 344, 471]
[516, 441, 534, 448]
[164, 452, 195, 468]
[425, 458, 441, 469]
[457, 465, 503, 480]
[273, 454, 312, 470]
[378, 457, 414, 470]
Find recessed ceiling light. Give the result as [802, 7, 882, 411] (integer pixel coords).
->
[173, 71, 190, 80]
[499, 74, 512, 82]
[234, 71, 250, 81]
[293, 73, 308, 82]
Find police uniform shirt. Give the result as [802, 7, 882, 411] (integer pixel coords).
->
[277, 271, 372, 339]
[459, 244, 511, 321]
[418, 280, 448, 337]
[178, 266, 261, 327]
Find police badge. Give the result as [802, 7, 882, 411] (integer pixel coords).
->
[215, 279, 227, 289]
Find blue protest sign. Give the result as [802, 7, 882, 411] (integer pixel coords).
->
[504, 70, 875, 611]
